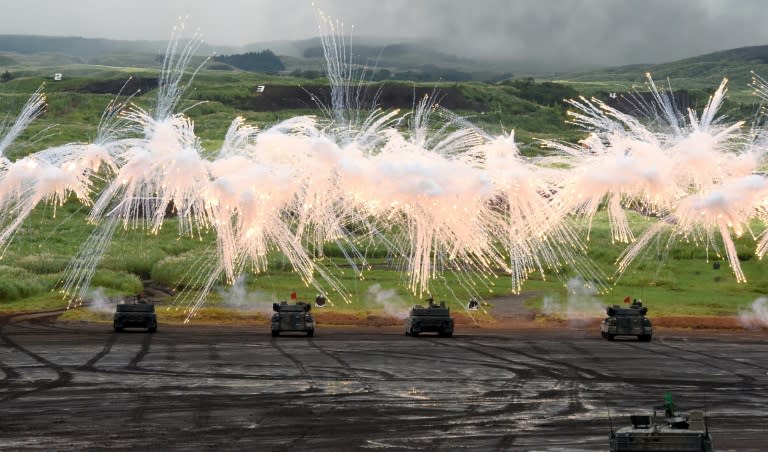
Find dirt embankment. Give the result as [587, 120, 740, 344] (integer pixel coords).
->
[64, 77, 159, 95]
[68, 79, 485, 113]
[225, 84, 485, 112]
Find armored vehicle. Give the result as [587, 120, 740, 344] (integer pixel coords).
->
[405, 300, 454, 337]
[609, 396, 713, 451]
[271, 301, 314, 337]
[600, 300, 652, 341]
[113, 299, 157, 332]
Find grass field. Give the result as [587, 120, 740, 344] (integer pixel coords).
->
[2, 197, 766, 322]
[1, 64, 767, 323]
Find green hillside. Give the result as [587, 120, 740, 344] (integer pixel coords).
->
[0, 63, 585, 153]
[555, 45, 768, 103]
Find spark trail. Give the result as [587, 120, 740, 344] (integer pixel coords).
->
[0, 17, 766, 319]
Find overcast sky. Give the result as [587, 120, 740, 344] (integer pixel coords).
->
[0, 0, 766, 65]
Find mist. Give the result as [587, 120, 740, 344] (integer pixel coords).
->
[1, 0, 767, 67]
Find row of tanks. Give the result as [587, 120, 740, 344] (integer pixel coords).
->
[271, 298, 456, 338]
[112, 296, 457, 338]
[113, 293, 650, 343]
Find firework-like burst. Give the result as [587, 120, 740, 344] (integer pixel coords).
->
[1, 16, 765, 319]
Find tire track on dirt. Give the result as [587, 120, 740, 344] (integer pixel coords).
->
[308, 338, 374, 392]
[126, 333, 153, 370]
[269, 337, 319, 392]
[0, 330, 72, 403]
[619, 340, 758, 385]
[419, 337, 547, 440]
[657, 338, 768, 372]
[80, 332, 120, 370]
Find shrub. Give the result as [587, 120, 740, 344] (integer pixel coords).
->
[101, 248, 168, 279]
[15, 253, 70, 274]
[0, 266, 49, 301]
[151, 252, 220, 289]
[89, 269, 143, 293]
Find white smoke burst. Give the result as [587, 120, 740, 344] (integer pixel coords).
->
[541, 278, 605, 323]
[738, 297, 768, 329]
[85, 287, 117, 314]
[216, 275, 276, 317]
[365, 284, 409, 319]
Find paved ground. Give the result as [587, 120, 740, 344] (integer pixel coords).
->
[1, 311, 766, 451]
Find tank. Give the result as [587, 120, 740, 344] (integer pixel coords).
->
[271, 301, 315, 337]
[600, 300, 652, 341]
[609, 395, 713, 451]
[113, 298, 157, 332]
[404, 300, 454, 337]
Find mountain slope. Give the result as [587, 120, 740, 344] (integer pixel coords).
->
[558, 45, 768, 96]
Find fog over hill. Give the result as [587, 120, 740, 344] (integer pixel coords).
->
[3, 33, 768, 86]
[1, 0, 768, 69]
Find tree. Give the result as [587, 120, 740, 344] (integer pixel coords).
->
[0, 70, 13, 82]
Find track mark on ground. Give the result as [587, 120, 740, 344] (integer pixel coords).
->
[308, 338, 374, 392]
[270, 338, 319, 392]
[80, 332, 119, 370]
[126, 333, 153, 370]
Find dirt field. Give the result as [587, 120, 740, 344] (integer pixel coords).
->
[1, 308, 766, 451]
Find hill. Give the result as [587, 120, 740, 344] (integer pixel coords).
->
[0, 34, 241, 68]
[555, 45, 768, 102]
[5, 34, 768, 93]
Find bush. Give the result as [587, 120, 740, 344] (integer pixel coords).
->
[101, 248, 168, 279]
[89, 269, 143, 293]
[151, 252, 220, 290]
[15, 253, 70, 274]
[0, 266, 49, 301]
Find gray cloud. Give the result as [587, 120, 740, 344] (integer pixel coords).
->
[0, 0, 766, 65]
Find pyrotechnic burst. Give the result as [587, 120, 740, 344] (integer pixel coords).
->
[554, 73, 768, 282]
[2, 15, 765, 319]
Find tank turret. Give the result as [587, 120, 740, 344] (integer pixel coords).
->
[113, 296, 157, 332]
[404, 299, 454, 337]
[601, 299, 652, 341]
[271, 301, 314, 337]
[609, 395, 713, 451]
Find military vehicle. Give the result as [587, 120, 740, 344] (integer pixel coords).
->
[609, 395, 713, 451]
[405, 299, 454, 337]
[271, 301, 315, 337]
[600, 300, 652, 341]
[113, 298, 157, 332]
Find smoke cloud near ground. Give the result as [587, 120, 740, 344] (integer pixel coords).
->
[365, 283, 409, 319]
[1, 1, 768, 67]
[738, 297, 768, 329]
[541, 278, 605, 324]
[86, 287, 117, 313]
[217, 275, 277, 316]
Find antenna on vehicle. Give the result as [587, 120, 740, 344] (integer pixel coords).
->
[608, 410, 614, 435]
[704, 407, 709, 435]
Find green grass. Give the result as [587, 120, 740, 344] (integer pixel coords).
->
[2, 63, 768, 320]
[1, 199, 767, 319]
